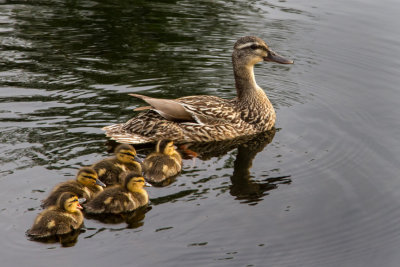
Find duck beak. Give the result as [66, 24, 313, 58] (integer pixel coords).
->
[145, 181, 152, 187]
[77, 198, 86, 209]
[264, 49, 293, 64]
[96, 179, 107, 187]
[134, 155, 143, 164]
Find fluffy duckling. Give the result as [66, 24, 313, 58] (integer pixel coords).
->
[84, 173, 151, 214]
[27, 192, 85, 238]
[142, 140, 182, 184]
[41, 167, 106, 208]
[92, 144, 143, 186]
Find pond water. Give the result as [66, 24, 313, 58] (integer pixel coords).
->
[1, 0, 400, 266]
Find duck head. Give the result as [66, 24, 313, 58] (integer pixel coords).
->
[57, 192, 85, 212]
[232, 36, 293, 67]
[115, 144, 143, 164]
[77, 167, 106, 187]
[125, 173, 152, 192]
[156, 139, 176, 156]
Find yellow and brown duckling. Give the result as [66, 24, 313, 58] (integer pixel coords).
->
[41, 167, 106, 209]
[91, 144, 143, 186]
[142, 140, 182, 184]
[84, 172, 151, 214]
[27, 192, 85, 239]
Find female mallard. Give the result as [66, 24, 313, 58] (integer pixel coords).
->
[84, 173, 151, 214]
[142, 140, 182, 184]
[41, 167, 106, 208]
[27, 192, 85, 239]
[103, 36, 293, 144]
[91, 144, 142, 186]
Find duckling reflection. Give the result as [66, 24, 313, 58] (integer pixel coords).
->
[84, 206, 152, 228]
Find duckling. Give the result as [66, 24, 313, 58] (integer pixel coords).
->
[142, 140, 182, 184]
[27, 192, 85, 239]
[84, 173, 151, 214]
[91, 144, 143, 186]
[41, 167, 106, 208]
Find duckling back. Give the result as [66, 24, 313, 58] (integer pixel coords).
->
[41, 167, 105, 208]
[41, 180, 99, 208]
[27, 206, 83, 238]
[143, 151, 182, 184]
[92, 157, 142, 186]
[84, 185, 148, 214]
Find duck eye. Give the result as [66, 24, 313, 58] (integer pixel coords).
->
[250, 44, 258, 50]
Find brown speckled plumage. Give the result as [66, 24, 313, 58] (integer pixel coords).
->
[84, 174, 150, 214]
[91, 144, 142, 186]
[28, 192, 84, 238]
[143, 140, 182, 184]
[41, 167, 105, 209]
[103, 36, 292, 144]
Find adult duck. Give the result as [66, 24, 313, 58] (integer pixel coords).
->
[103, 36, 293, 144]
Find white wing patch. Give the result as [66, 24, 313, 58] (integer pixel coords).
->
[236, 42, 259, 50]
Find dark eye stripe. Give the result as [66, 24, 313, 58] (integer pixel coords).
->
[83, 175, 96, 180]
[121, 152, 135, 156]
[250, 44, 268, 51]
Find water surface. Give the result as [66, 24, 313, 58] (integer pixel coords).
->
[1, 0, 400, 266]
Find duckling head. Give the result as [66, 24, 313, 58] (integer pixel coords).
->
[77, 167, 106, 188]
[56, 192, 84, 213]
[115, 144, 143, 164]
[232, 36, 293, 67]
[156, 139, 176, 156]
[125, 173, 152, 192]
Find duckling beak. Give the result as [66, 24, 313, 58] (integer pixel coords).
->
[96, 179, 107, 187]
[76, 198, 85, 209]
[264, 50, 293, 64]
[134, 155, 143, 164]
[145, 181, 152, 187]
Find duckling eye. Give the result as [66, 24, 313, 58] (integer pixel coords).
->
[250, 44, 258, 50]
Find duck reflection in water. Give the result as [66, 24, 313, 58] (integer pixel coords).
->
[179, 128, 291, 204]
[229, 130, 291, 204]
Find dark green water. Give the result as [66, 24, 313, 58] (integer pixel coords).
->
[1, 0, 400, 266]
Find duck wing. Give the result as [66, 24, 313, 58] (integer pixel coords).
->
[130, 93, 238, 125]
[130, 94, 194, 122]
[103, 95, 244, 144]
